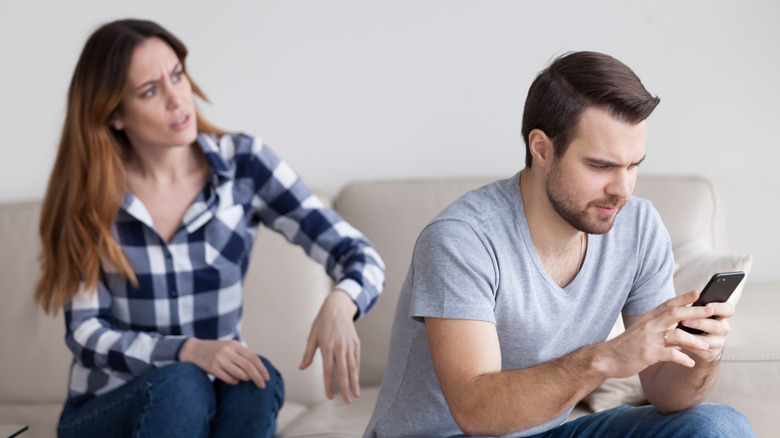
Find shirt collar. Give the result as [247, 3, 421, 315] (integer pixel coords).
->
[196, 133, 233, 186]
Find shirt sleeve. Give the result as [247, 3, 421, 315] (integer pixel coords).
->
[246, 138, 385, 318]
[623, 203, 676, 316]
[64, 280, 187, 376]
[409, 219, 498, 324]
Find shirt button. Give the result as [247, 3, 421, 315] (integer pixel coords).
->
[169, 290, 178, 298]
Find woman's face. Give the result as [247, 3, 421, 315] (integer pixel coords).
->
[112, 37, 198, 153]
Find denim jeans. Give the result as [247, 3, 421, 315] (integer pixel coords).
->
[57, 356, 284, 438]
[528, 403, 754, 438]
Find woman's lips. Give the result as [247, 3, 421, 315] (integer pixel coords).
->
[170, 114, 190, 131]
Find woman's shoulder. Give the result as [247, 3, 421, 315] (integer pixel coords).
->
[197, 132, 262, 157]
[197, 132, 276, 169]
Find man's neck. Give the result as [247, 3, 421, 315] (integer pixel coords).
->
[519, 168, 583, 255]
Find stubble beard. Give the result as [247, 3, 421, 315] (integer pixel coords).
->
[545, 164, 626, 235]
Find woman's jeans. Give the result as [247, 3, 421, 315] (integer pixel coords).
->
[57, 356, 284, 438]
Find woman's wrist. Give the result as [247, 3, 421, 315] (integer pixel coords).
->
[328, 289, 358, 319]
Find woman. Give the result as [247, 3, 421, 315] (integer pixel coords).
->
[35, 19, 385, 438]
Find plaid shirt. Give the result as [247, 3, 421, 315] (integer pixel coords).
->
[64, 133, 385, 406]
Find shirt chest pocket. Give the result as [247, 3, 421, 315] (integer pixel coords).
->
[203, 204, 250, 266]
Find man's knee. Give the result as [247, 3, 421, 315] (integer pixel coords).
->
[677, 403, 754, 437]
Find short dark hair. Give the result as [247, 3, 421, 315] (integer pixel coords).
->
[521, 51, 660, 168]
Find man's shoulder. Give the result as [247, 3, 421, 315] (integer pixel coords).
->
[431, 174, 519, 227]
[618, 195, 665, 229]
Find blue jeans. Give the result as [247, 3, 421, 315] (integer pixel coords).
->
[528, 403, 754, 438]
[57, 357, 284, 438]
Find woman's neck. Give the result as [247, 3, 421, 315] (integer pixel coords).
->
[125, 143, 204, 185]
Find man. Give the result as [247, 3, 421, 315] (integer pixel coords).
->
[364, 52, 753, 437]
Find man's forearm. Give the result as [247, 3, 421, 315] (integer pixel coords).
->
[451, 343, 609, 436]
[640, 351, 721, 414]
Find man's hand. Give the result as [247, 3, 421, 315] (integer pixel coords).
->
[299, 289, 360, 403]
[612, 290, 734, 413]
[671, 297, 733, 364]
[179, 338, 270, 388]
[603, 290, 727, 378]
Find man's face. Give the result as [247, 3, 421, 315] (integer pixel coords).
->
[545, 107, 647, 235]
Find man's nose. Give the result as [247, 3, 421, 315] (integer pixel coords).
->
[606, 170, 633, 199]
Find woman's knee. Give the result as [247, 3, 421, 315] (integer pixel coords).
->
[259, 356, 284, 400]
[229, 356, 284, 408]
[145, 362, 215, 412]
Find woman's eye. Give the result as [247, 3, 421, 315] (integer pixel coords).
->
[172, 71, 184, 83]
[141, 87, 156, 98]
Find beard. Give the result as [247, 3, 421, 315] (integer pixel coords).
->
[545, 164, 627, 235]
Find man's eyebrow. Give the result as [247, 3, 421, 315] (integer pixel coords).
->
[133, 62, 182, 92]
[585, 155, 646, 167]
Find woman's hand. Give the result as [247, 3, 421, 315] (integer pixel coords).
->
[180, 338, 270, 388]
[300, 289, 361, 403]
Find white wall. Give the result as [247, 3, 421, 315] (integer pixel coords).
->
[1, 1, 777, 282]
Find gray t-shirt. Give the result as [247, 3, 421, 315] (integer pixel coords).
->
[364, 173, 675, 438]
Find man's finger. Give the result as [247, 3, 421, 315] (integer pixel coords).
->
[653, 290, 699, 317]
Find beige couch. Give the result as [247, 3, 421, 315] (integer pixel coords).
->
[1, 175, 778, 438]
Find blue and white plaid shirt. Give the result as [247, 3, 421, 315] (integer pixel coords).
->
[64, 133, 385, 406]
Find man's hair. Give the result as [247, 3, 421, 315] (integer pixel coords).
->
[521, 51, 660, 168]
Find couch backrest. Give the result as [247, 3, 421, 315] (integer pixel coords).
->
[0, 175, 729, 404]
[335, 174, 729, 387]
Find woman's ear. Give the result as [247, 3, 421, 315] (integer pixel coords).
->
[109, 112, 124, 130]
[528, 129, 554, 170]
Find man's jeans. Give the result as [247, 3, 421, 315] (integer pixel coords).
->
[527, 403, 754, 438]
[57, 357, 284, 438]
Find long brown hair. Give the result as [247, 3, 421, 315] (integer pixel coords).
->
[36, 19, 224, 314]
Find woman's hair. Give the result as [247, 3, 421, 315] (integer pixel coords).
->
[521, 51, 660, 168]
[36, 19, 224, 314]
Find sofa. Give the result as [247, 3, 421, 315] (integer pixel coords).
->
[1, 174, 778, 438]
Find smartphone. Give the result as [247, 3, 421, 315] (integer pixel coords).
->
[677, 271, 745, 334]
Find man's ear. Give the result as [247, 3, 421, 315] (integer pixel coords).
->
[528, 129, 554, 170]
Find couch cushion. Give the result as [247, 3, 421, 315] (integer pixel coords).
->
[632, 175, 728, 252]
[706, 281, 780, 436]
[279, 386, 380, 437]
[0, 403, 62, 438]
[241, 190, 334, 407]
[672, 239, 752, 304]
[0, 201, 71, 406]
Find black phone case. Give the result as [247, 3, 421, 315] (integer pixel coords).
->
[677, 271, 745, 335]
